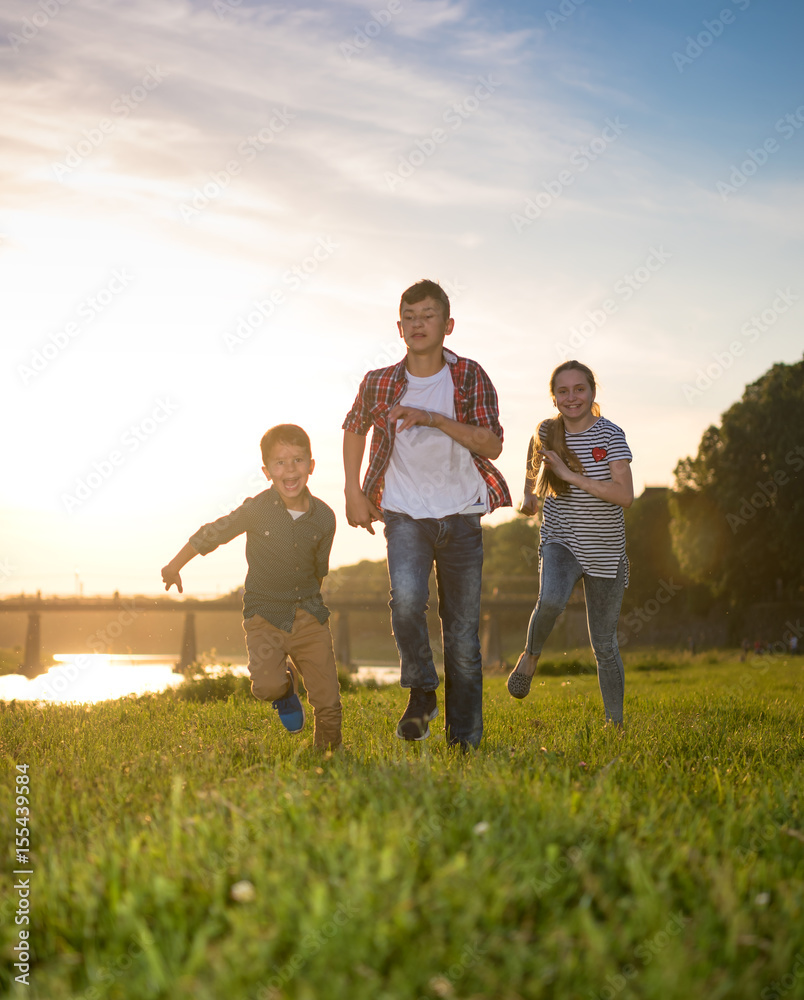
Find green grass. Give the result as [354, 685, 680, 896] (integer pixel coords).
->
[1, 655, 803, 999]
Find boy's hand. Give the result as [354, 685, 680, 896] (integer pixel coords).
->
[161, 564, 183, 593]
[388, 403, 436, 432]
[345, 489, 384, 534]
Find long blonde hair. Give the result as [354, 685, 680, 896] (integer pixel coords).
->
[527, 361, 601, 498]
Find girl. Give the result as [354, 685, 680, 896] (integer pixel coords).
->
[507, 361, 633, 726]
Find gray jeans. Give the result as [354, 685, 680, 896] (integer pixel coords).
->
[526, 542, 626, 724]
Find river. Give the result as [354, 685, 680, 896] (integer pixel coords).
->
[0, 654, 399, 704]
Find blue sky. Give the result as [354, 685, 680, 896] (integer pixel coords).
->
[1, 0, 802, 597]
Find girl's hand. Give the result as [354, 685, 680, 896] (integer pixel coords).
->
[541, 448, 571, 481]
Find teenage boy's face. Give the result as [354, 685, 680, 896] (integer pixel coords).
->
[397, 296, 454, 354]
[262, 443, 315, 509]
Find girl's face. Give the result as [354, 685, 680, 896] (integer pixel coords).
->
[551, 369, 596, 425]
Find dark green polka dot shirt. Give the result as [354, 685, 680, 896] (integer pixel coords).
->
[189, 486, 336, 632]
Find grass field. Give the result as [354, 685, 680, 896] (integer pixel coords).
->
[1, 652, 803, 1000]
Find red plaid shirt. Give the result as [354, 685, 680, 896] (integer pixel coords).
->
[342, 349, 512, 513]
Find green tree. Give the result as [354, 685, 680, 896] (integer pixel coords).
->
[623, 488, 682, 606]
[669, 356, 804, 605]
[481, 517, 541, 594]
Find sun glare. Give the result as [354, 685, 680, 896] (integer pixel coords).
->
[0, 655, 185, 704]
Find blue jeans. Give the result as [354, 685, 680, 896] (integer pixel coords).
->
[526, 542, 626, 724]
[383, 510, 484, 747]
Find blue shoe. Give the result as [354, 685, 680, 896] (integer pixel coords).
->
[272, 678, 305, 734]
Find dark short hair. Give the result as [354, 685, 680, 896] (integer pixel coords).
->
[399, 279, 450, 320]
[260, 424, 311, 465]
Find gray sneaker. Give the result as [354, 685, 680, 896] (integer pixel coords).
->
[507, 666, 533, 700]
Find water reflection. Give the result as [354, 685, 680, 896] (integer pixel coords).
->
[0, 655, 399, 704]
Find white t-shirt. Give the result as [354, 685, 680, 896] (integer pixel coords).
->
[539, 416, 632, 579]
[382, 364, 488, 519]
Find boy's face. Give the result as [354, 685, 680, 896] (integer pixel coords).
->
[262, 442, 315, 509]
[397, 296, 454, 354]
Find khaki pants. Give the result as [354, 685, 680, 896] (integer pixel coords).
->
[243, 610, 342, 748]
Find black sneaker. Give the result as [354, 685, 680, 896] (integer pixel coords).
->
[396, 688, 438, 741]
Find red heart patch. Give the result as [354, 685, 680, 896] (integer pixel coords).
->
[592, 447, 607, 462]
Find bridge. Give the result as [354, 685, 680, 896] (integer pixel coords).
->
[0, 592, 545, 676]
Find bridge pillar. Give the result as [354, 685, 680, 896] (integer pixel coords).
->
[333, 611, 352, 670]
[22, 613, 42, 677]
[481, 609, 503, 670]
[177, 612, 197, 673]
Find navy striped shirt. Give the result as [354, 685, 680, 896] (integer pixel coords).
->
[536, 416, 632, 579]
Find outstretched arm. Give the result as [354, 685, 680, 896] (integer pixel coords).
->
[540, 453, 634, 508]
[343, 431, 384, 534]
[161, 542, 199, 594]
[520, 434, 540, 515]
[388, 405, 503, 460]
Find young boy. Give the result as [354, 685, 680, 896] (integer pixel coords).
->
[160, 424, 342, 749]
[342, 279, 511, 749]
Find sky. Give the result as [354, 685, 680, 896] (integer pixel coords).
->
[2, 0, 803, 599]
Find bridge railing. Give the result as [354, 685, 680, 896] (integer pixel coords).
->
[1, 592, 545, 676]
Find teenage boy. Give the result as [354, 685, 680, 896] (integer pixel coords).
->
[161, 424, 342, 749]
[343, 279, 511, 749]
